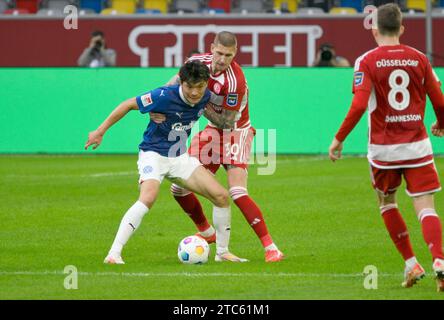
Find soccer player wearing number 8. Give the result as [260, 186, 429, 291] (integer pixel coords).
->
[329, 3, 444, 292]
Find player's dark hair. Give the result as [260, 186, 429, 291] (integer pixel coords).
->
[377, 3, 402, 36]
[179, 60, 210, 85]
[214, 31, 237, 48]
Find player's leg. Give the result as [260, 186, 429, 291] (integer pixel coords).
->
[171, 128, 220, 242]
[224, 127, 283, 262]
[405, 163, 444, 291]
[227, 166, 283, 262]
[105, 179, 160, 264]
[177, 157, 248, 262]
[371, 165, 423, 287]
[105, 151, 164, 264]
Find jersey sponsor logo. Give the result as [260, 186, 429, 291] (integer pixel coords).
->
[354, 72, 364, 86]
[160, 90, 165, 96]
[172, 121, 196, 131]
[226, 93, 238, 107]
[175, 112, 183, 119]
[385, 114, 422, 123]
[141, 93, 153, 107]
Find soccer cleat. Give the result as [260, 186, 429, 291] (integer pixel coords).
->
[104, 254, 125, 265]
[265, 249, 285, 263]
[195, 232, 216, 244]
[432, 258, 444, 292]
[215, 251, 249, 262]
[401, 263, 425, 288]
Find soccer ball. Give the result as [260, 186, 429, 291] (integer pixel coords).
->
[177, 235, 210, 264]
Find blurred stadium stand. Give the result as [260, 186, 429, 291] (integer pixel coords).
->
[1, 0, 444, 15]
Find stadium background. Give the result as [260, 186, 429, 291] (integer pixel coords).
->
[1, 0, 444, 302]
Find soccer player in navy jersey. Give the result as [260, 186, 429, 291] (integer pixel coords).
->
[85, 61, 240, 264]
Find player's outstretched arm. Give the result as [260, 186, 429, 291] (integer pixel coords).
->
[85, 98, 138, 150]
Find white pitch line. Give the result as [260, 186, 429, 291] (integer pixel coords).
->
[87, 171, 135, 178]
[0, 270, 402, 278]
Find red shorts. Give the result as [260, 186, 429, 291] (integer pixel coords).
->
[369, 162, 441, 197]
[188, 125, 256, 174]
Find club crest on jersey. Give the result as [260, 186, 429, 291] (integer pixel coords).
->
[226, 93, 238, 107]
[354, 72, 364, 86]
[213, 83, 221, 94]
[141, 93, 153, 107]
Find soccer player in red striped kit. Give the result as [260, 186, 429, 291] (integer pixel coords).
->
[329, 3, 444, 291]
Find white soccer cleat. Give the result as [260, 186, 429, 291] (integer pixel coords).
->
[401, 262, 425, 288]
[432, 258, 444, 292]
[215, 251, 249, 262]
[104, 254, 125, 265]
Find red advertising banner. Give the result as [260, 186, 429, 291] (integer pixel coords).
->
[0, 16, 443, 67]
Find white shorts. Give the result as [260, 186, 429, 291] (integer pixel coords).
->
[137, 150, 202, 184]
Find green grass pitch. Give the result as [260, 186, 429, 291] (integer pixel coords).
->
[0, 155, 443, 300]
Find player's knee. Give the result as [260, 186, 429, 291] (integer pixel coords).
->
[138, 194, 156, 208]
[212, 189, 229, 207]
[377, 191, 396, 207]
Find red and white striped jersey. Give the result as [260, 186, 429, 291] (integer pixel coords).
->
[353, 44, 442, 168]
[188, 53, 250, 129]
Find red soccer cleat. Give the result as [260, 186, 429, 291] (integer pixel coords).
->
[265, 249, 284, 263]
[195, 232, 216, 244]
[402, 263, 425, 288]
[433, 258, 444, 292]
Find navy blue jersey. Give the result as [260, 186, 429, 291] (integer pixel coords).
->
[136, 85, 210, 157]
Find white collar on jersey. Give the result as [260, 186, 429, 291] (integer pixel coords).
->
[179, 85, 196, 107]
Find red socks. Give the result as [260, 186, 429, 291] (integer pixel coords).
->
[230, 187, 272, 248]
[381, 205, 415, 261]
[173, 192, 210, 232]
[418, 209, 444, 260]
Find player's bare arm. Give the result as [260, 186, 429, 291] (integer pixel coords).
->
[204, 104, 237, 129]
[166, 74, 180, 86]
[431, 122, 444, 137]
[328, 138, 343, 162]
[85, 97, 138, 150]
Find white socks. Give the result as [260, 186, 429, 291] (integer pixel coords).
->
[213, 206, 231, 255]
[265, 243, 278, 251]
[109, 201, 149, 256]
[405, 256, 418, 270]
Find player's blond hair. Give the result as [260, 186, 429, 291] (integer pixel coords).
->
[214, 31, 237, 48]
[377, 3, 402, 36]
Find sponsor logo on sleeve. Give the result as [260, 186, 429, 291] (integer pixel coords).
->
[354, 72, 364, 86]
[226, 93, 238, 107]
[141, 93, 153, 107]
